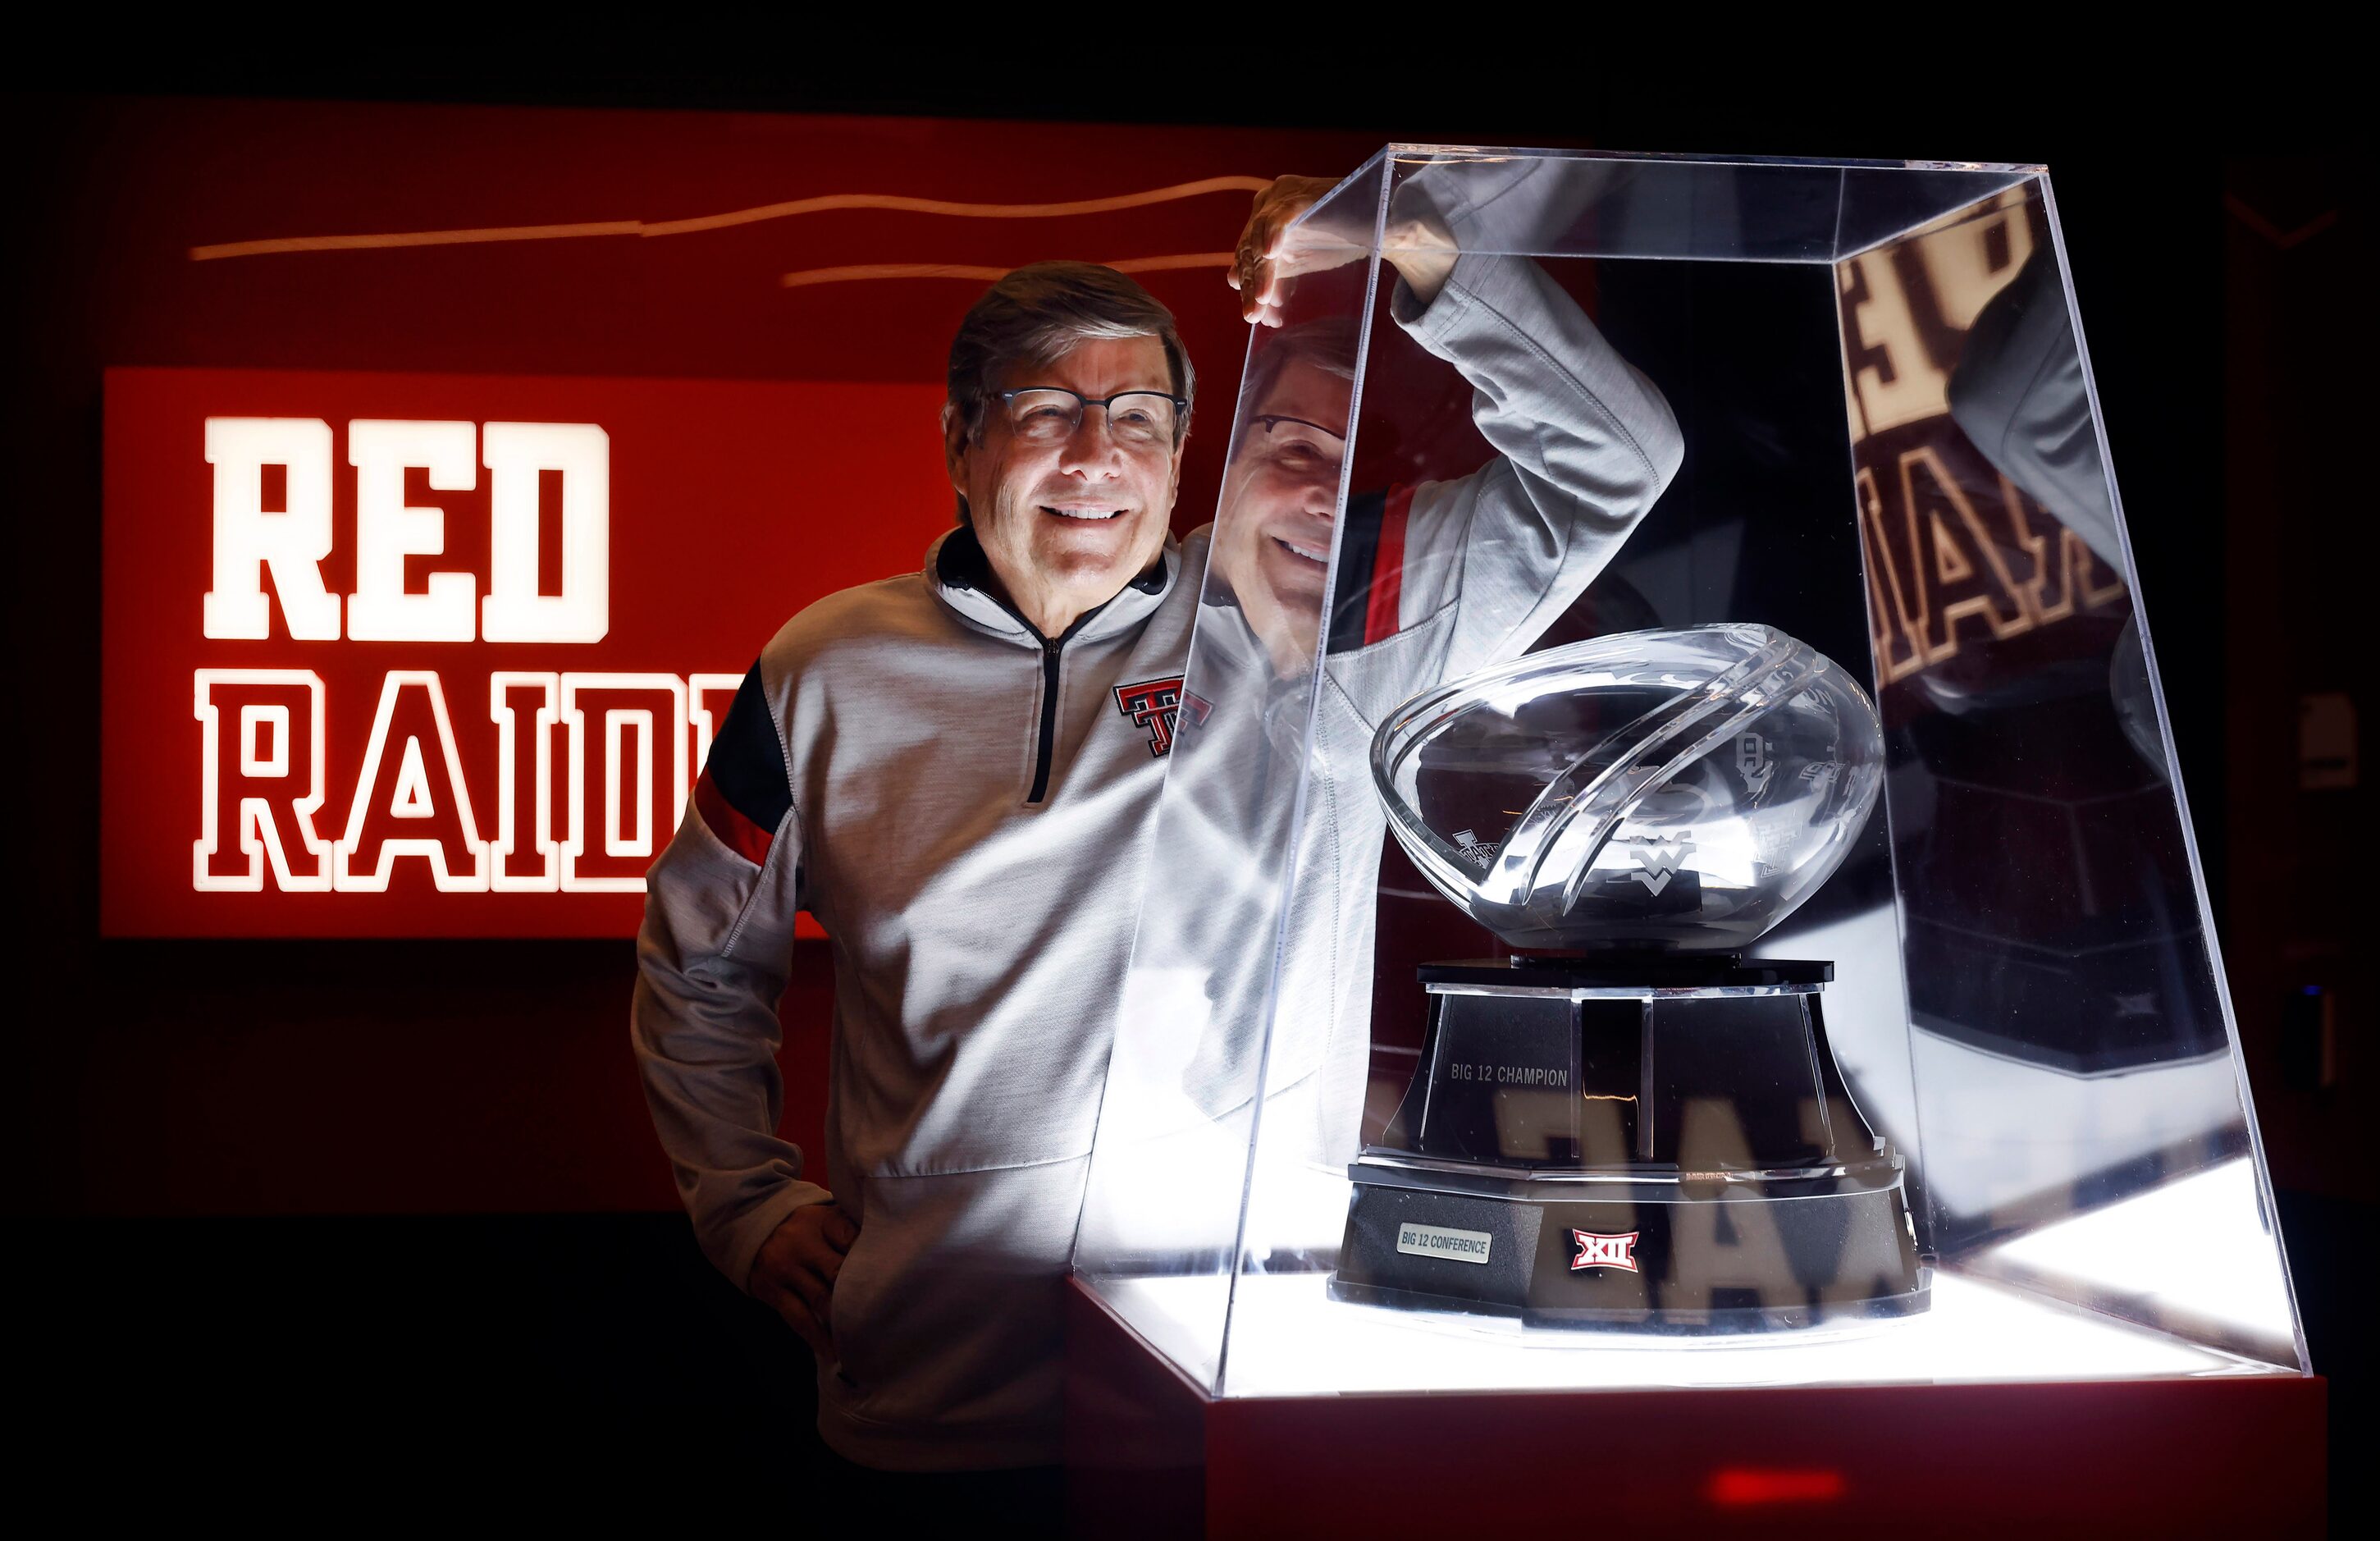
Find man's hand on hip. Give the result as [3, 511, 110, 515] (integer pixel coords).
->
[750, 1201, 859, 1356]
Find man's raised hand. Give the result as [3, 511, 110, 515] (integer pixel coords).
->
[1229, 174, 1460, 327]
[1229, 175, 1345, 328]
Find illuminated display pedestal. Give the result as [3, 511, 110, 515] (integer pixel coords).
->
[1104, 1221, 2266, 1395]
[1067, 1163, 2323, 1535]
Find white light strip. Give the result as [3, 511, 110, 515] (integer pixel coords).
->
[1088, 1268, 2264, 1401]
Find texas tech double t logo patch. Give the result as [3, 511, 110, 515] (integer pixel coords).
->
[1114, 675, 1185, 757]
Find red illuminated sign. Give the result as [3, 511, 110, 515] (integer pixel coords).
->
[103, 367, 952, 936]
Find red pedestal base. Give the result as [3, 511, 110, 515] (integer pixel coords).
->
[1064, 1277, 2324, 1539]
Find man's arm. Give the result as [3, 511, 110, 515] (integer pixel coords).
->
[1234, 167, 1683, 721]
[1368, 248, 1684, 698]
[631, 661, 850, 1350]
[1945, 246, 2123, 573]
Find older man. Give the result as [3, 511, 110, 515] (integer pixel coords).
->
[632, 171, 1680, 1477]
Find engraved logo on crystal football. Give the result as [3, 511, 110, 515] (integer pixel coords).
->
[1569, 1228, 1640, 1272]
[1621, 837, 1695, 894]
[1451, 828, 1496, 869]
[1736, 730, 1774, 794]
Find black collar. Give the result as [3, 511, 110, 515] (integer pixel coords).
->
[935, 523, 996, 591]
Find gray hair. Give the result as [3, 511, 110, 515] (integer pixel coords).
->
[1240, 315, 1359, 425]
[944, 260, 1197, 459]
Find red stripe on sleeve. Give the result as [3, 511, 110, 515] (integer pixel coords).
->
[1364, 483, 1414, 646]
[694, 768, 775, 867]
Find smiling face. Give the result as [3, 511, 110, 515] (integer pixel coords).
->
[948, 335, 1183, 638]
[1213, 356, 1354, 674]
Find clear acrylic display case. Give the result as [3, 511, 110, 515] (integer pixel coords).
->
[1073, 148, 2306, 1399]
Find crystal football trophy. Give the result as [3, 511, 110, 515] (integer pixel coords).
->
[1332, 624, 1930, 1328]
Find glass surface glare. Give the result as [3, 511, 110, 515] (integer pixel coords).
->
[1072, 147, 2306, 1397]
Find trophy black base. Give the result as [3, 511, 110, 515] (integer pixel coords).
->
[1330, 955, 1929, 1332]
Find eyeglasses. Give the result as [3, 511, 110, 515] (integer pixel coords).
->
[998, 387, 1185, 447]
[1250, 413, 1346, 441]
[1240, 412, 1347, 478]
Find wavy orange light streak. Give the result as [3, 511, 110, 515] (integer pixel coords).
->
[188, 176, 1271, 263]
[777, 252, 1236, 290]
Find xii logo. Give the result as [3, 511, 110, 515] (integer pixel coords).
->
[1569, 1229, 1640, 1273]
[1114, 676, 1186, 757]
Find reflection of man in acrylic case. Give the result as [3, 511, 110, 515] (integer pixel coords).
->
[631, 161, 1678, 1477]
[1176, 159, 1683, 1166]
